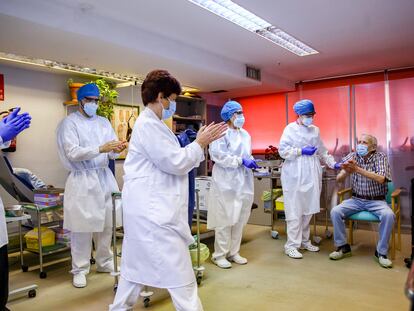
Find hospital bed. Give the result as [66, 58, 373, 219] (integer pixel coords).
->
[0, 153, 67, 279]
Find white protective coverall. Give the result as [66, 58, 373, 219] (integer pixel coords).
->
[0, 139, 10, 249]
[279, 121, 335, 250]
[207, 128, 254, 260]
[110, 108, 204, 311]
[0, 140, 11, 309]
[56, 111, 120, 275]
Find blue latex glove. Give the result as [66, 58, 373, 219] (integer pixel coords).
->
[301, 146, 317, 156]
[242, 158, 259, 169]
[0, 108, 31, 142]
[334, 162, 342, 170]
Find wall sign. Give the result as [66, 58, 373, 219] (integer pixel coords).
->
[0, 74, 4, 101]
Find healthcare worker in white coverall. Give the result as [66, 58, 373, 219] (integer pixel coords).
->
[109, 70, 227, 311]
[207, 100, 258, 269]
[0, 108, 31, 311]
[279, 99, 341, 259]
[57, 83, 127, 288]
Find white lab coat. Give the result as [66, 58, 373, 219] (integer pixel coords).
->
[120, 108, 204, 288]
[56, 112, 119, 232]
[0, 139, 11, 248]
[279, 121, 335, 221]
[207, 128, 254, 229]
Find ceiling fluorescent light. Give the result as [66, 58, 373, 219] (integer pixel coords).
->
[187, 0, 319, 56]
[0, 52, 199, 92]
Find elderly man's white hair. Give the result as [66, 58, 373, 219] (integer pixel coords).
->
[361, 134, 378, 150]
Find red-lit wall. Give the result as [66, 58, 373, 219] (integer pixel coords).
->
[236, 69, 414, 155]
[237, 93, 286, 153]
[235, 69, 414, 225]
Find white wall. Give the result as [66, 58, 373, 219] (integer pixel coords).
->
[0, 64, 70, 206]
[0, 64, 146, 205]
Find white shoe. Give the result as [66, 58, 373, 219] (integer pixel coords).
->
[375, 251, 393, 268]
[300, 243, 320, 252]
[378, 256, 393, 268]
[228, 254, 248, 265]
[212, 257, 232, 269]
[285, 248, 303, 259]
[73, 273, 87, 288]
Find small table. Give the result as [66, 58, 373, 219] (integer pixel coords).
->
[6, 214, 38, 300]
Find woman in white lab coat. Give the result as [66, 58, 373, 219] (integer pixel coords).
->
[110, 70, 227, 311]
[207, 100, 257, 269]
[0, 108, 31, 311]
[279, 99, 340, 259]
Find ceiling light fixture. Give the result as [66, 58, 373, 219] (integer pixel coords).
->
[0, 52, 199, 92]
[187, 0, 319, 56]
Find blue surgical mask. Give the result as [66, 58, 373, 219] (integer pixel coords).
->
[233, 115, 245, 128]
[301, 116, 313, 127]
[356, 144, 369, 157]
[161, 99, 176, 120]
[83, 101, 98, 117]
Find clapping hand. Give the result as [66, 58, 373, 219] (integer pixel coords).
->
[0, 107, 31, 142]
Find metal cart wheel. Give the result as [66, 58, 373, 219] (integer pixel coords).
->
[313, 235, 322, 245]
[22, 265, 29, 272]
[39, 271, 47, 279]
[143, 297, 150, 308]
[28, 289, 36, 298]
[325, 229, 332, 239]
[90, 258, 96, 265]
[196, 274, 203, 285]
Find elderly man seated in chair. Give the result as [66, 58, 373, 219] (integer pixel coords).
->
[329, 134, 395, 268]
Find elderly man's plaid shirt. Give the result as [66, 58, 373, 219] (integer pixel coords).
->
[342, 151, 392, 197]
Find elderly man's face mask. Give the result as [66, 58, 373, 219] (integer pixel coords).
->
[356, 137, 375, 157]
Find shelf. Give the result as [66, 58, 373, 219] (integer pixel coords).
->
[25, 243, 69, 255]
[63, 100, 78, 106]
[22, 204, 63, 212]
[173, 116, 204, 122]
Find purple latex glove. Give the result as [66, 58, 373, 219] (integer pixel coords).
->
[334, 162, 342, 170]
[242, 158, 259, 169]
[301, 146, 317, 156]
[0, 108, 31, 142]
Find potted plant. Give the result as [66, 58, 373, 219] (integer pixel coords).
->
[67, 78, 118, 120]
[87, 78, 118, 120]
[67, 78, 85, 103]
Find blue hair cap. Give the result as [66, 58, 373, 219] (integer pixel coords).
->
[77, 83, 100, 102]
[220, 100, 242, 121]
[293, 99, 315, 115]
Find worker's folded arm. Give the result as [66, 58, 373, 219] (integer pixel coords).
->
[209, 138, 242, 168]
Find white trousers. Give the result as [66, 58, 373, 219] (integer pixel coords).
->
[212, 206, 251, 259]
[71, 226, 113, 275]
[285, 214, 313, 251]
[109, 276, 204, 311]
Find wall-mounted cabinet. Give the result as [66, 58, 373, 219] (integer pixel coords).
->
[172, 96, 207, 176]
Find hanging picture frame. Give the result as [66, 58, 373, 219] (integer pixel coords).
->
[111, 103, 140, 160]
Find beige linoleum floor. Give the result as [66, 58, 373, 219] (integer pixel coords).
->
[7, 224, 411, 311]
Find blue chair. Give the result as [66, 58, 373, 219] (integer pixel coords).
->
[338, 182, 401, 259]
